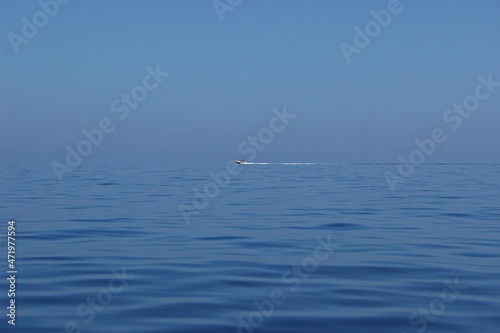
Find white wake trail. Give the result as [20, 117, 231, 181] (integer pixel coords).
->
[244, 162, 349, 165]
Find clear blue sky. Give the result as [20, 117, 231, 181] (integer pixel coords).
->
[1, 0, 499, 164]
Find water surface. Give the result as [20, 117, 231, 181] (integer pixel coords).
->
[0, 163, 499, 332]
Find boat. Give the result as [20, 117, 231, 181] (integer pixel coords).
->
[235, 160, 249, 164]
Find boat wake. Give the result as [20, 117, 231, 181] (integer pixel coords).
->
[241, 162, 349, 165]
[235, 160, 349, 165]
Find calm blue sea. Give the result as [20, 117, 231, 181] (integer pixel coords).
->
[0, 163, 499, 333]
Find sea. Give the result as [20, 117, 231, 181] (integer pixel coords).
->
[0, 163, 499, 333]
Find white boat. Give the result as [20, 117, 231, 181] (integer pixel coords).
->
[235, 160, 249, 164]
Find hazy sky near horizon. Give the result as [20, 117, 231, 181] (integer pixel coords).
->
[1, 0, 499, 164]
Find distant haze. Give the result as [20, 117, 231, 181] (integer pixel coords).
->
[1, 0, 499, 164]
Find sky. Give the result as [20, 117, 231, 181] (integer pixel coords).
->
[1, 0, 499, 164]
